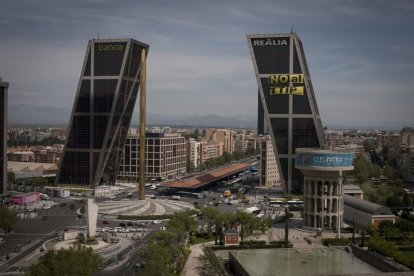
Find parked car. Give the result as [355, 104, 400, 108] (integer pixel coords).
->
[153, 220, 162, 224]
[42, 216, 48, 220]
[102, 220, 110, 224]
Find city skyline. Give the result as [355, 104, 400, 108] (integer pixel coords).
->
[1, 0, 414, 129]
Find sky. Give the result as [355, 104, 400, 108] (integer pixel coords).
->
[1, 0, 414, 129]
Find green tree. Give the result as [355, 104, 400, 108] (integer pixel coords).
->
[0, 207, 19, 233]
[168, 211, 197, 234]
[223, 152, 233, 163]
[383, 165, 395, 179]
[370, 164, 382, 179]
[352, 156, 371, 182]
[201, 207, 220, 237]
[234, 211, 257, 240]
[7, 172, 15, 184]
[186, 160, 195, 174]
[140, 228, 189, 275]
[197, 246, 227, 276]
[27, 245, 102, 276]
[362, 140, 376, 152]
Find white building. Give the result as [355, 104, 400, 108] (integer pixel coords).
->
[259, 135, 281, 188]
[187, 138, 201, 169]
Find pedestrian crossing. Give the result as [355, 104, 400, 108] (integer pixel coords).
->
[97, 199, 194, 216]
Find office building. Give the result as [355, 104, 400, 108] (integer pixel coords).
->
[57, 39, 149, 186]
[295, 148, 354, 229]
[401, 127, 414, 150]
[118, 133, 186, 180]
[200, 142, 219, 164]
[0, 80, 8, 195]
[205, 129, 235, 154]
[377, 133, 401, 152]
[324, 130, 344, 148]
[248, 33, 325, 194]
[401, 148, 414, 183]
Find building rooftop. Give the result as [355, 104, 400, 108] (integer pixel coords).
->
[344, 195, 393, 215]
[7, 161, 58, 173]
[344, 184, 364, 194]
[161, 163, 249, 189]
[229, 248, 379, 276]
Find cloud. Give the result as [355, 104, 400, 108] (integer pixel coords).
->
[0, 0, 413, 128]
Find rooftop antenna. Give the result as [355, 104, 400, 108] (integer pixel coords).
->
[97, 32, 100, 39]
[290, 26, 296, 33]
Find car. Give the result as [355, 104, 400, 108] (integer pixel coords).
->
[43, 205, 51, 210]
[153, 220, 162, 224]
[42, 215, 48, 220]
[160, 226, 166, 231]
[134, 262, 143, 270]
[78, 214, 84, 218]
[59, 203, 67, 207]
[214, 202, 219, 206]
[108, 195, 116, 199]
[102, 220, 110, 224]
[119, 222, 127, 227]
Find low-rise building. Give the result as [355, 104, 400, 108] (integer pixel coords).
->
[343, 195, 395, 229]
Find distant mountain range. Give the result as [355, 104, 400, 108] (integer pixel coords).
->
[7, 104, 257, 128]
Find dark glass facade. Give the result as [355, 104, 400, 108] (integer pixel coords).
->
[57, 39, 149, 187]
[0, 81, 7, 195]
[247, 33, 325, 194]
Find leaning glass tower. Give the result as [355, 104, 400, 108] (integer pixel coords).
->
[247, 33, 325, 194]
[56, 39, 149, 187]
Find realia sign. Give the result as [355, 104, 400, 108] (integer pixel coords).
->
[252, 39, 288, 47]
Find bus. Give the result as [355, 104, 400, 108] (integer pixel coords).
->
[175, 191, 202, 199]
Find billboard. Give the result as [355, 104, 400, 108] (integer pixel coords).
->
[295, 152, 354, 168]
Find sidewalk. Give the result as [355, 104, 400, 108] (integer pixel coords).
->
[181, 241, 214, 276]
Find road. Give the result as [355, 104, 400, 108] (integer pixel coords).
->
[95, 232, 152, 276]
[0, 198, 86, 272]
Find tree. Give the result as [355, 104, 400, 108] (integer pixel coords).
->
[234, 211, 257, 241]
[0, 207, 19, 233]
[201, 207, 220, 237]
[363, 140, 376, 152]
[7, 172, 15, 184]
[223, 152, 233, 163]
[27, 245, 102, 276]
[168, 211, 197, 235]
[352, 156, 371, 182]
[140, 224, 189, 275]
[186, 160, 195, 174]
[197, 246, 227, 276]
[370, 164, 382, 179]
[383, 165, 395, 179]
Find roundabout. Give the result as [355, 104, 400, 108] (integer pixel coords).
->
[97, 199, 195, 216]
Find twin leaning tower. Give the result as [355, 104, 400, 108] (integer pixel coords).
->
[56, 33, 352, 230]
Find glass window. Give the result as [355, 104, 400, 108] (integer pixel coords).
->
[94, 79, 117, 113]
[270, 118, 288, 154]
[292, 118, 320, 153]
[67, 116, 90, 148]
[75, 80, 91, 112]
